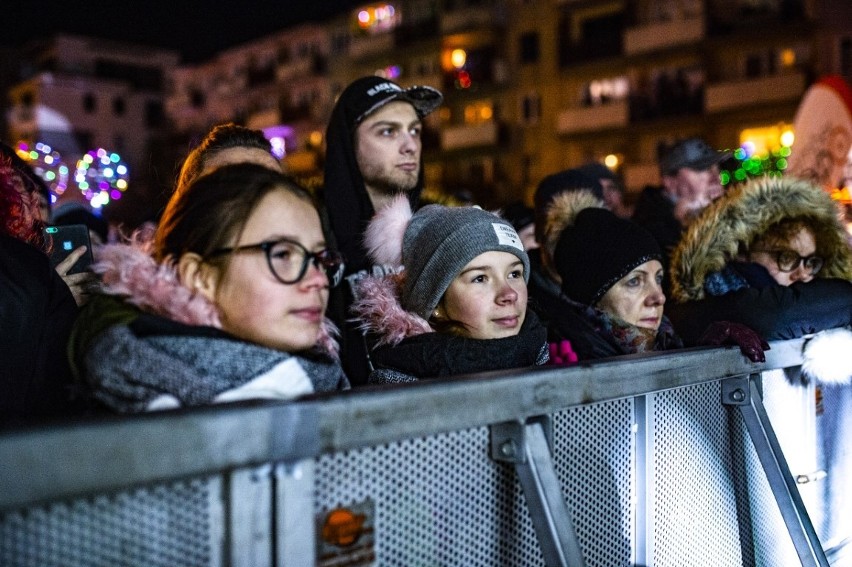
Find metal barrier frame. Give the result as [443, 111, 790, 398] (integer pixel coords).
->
[0, 339, 829, 566]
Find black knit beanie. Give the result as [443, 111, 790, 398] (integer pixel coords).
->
[554, 208, 661, 306]
[533, 168, 604, 244]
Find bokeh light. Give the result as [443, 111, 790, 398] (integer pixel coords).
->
[15, 141, 70, 196]
[75, 148, 129, 209]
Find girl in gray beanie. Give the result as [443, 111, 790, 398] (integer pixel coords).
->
[351, 196, 549, 384]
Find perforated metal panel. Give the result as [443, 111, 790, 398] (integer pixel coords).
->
[651, 382, 744, 567]
[0, 477, 221, 567]
[315, 426, 544, 566]
[728, 393, 799, 567]
[816, 381, 852, 553]
[552, 400, 634, 567]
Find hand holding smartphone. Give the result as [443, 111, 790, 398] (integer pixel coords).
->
[44, 224, 94, 275]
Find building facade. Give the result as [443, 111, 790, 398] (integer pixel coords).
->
[5, 1, 850, 211]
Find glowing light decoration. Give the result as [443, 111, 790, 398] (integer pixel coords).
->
[722, 124, 798, 186]
[451, 49, 467, 69]
[15, 141, 70, 197]
[75, 148, 129, 209]
[377, 65, 401, 80]
[355, 4, 398, 33]
[269, 137, 286, 159]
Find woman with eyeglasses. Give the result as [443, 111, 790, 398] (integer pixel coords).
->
[668, 176, 852, 349]
[70, 164, 349, 413]
[670, 174, 852, 555]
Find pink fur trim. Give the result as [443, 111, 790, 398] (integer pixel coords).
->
[364, 195, 411, 267]
[94, 243, 222, 328]
[317, 318, 341, 359]
[351, 273, 432, 346]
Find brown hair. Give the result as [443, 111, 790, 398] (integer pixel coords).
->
[749, 217, 830, 258]
[175, 123, 274, 195]
[154, 163, 314, 265]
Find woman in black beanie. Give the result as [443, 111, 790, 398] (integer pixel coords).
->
[543, 191, 766, 361]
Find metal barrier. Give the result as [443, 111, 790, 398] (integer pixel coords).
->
[0, 339, 836, 566]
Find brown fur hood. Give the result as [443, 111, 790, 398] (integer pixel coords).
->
[671, 176, 852, 303]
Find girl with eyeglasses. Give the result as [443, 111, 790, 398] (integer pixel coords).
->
[70, 164, 349, 413]
[668, 176, 852, 347]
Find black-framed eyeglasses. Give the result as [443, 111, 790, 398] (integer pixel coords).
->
[209, 238, 344, 286]
[752, 248, 824, 275]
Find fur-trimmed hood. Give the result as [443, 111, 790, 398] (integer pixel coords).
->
[351, 272, 432, 347]
[543, 190, 605, 260]
[93, 242, 339, 357]
[671, 176, 852, 303]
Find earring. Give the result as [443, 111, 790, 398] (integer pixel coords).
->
[433, 309, 440, 319]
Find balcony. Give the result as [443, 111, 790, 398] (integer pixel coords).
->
[348, 33, 394, 60]
[556, 100, 629, 134]
[440, 7, 495, 34]
[704, 73, 806, 113]
[441, 121, 498, 150]
[246, 108, 280, 131]
[624, 16, 704, 56]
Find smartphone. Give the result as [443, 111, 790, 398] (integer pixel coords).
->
[44, 224, 94, 275]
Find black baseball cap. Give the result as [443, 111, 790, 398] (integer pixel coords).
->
[659, 138, 732, 175]
[342, 76, 443, 126]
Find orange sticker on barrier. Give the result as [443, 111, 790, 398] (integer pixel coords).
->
[317, 500, 375, 566]
[322, 508, 366, 547]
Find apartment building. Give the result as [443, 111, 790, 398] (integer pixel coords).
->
[506, 0, 852, 201]
[13, 1, 844, 211]
[6, 35, 179, 179]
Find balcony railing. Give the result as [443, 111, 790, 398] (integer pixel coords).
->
[348, 33, 395, 60]
[624, 15, 705, 55]
[440, 7, 496, 34]
[704, 72, 807, 113]
[441, 121, 498, 150]
[556, 100, 629, 134]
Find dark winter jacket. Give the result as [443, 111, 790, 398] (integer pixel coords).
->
[632, 185, 682, 281]
[0, 233, 79, 425]
[526, 247, 564, 330]
[668, 176, 852, 344]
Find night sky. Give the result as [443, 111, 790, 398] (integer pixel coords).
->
[2, 1, 366, 62]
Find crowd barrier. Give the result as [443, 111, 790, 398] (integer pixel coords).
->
[0, 338, 845, 566]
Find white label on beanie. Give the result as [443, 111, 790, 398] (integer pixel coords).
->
[492, 223, 523, 251]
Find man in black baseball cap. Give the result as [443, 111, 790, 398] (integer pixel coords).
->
[320, 75, 443, 386]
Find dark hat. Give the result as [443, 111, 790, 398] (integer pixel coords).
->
[503, 201, 535, 231]
[533, 168, 603, 244]
[341, 76, 443, 127]
[659, 137, 732, 176]
[578, 162, 618, 183]
[554, 208, 661, 306]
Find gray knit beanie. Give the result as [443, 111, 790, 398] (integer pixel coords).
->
[401, 205, 530, 319]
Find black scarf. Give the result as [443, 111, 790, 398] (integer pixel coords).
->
[370, 310, 548, 380]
